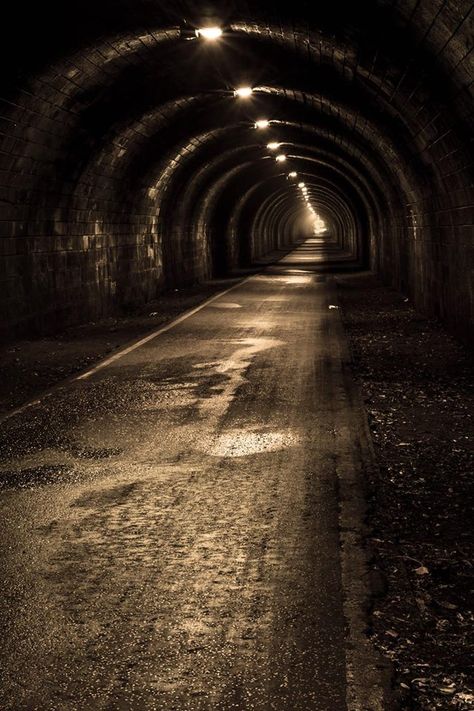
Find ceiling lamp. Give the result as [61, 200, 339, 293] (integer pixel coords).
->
[267, 142, 281, 150]
[288, 171, 298, 178]
[195, 27, 223, 40]
[234, 86, 253, 98]
[298, 182, 305, 188]
[276, 154, 287, 162]
[255, 119, 270, 129]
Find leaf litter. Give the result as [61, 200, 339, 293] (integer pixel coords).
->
[338, 274, 473, 711]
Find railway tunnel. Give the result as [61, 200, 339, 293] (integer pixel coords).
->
[0, 2, 473, 710]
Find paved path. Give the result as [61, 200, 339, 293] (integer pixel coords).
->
[0, 241, 383, 710]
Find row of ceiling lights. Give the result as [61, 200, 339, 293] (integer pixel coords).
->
[196, 27, 291, 166]
[195, 26, 327, 234]
[299, 182, 327, 234]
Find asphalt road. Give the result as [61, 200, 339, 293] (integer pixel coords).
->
[0, 241, 381, 710]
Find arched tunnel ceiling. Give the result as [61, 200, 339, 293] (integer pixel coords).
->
[0, 0, 472, 338]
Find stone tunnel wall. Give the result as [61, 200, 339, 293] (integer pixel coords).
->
[0, 1, 472, 341]
[0, 90, 163, 336]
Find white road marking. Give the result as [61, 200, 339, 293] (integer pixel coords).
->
[0, 277, 251, 425]
[76, 278, 251, 381]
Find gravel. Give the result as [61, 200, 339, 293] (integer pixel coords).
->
[337, 273, 473, 711]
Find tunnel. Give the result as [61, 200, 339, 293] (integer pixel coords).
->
[0, 2, 473, 710]
[0, 0, 472, 340]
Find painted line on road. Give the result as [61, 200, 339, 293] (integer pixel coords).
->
[0, 276, 251, 425]
[0, 248, 316, 425]
[75, 277, 252, 380]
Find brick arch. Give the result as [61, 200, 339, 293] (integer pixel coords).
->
[0, 1, 472, 338]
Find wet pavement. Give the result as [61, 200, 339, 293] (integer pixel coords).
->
[0, 241, 380, 710]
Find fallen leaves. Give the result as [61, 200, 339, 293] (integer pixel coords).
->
[414, 566, 430, 576]
[338, 274, 474, 711]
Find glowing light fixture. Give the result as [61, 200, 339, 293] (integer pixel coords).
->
[267, 142, 281, 150]
[234, 86, 253, 98]
[298, 182, 305, 188]
[276, 154, 287, 162]
[255, 119, 270, 129]
[288, 171, 298, 178]
[196, 27, 223, 40]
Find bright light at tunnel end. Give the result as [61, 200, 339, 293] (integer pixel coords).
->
[195, 27, 223, 40]
[234, 86, 254, 98]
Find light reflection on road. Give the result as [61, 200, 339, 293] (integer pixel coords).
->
[207, 429, 301, 458]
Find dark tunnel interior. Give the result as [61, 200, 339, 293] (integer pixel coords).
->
[0, 0, 472, 340]
[0, 5, 473, 708]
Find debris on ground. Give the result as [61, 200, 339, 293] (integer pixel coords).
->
[1, 271, 472, 710]
[338, 273, 473, 711]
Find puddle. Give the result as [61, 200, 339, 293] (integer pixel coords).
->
[282, 275, 313, 285]
[206, 429, 300, 458]
[209, 302, 242, 310]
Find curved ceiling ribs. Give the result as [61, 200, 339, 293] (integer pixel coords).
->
[0, 0, 472, 337]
